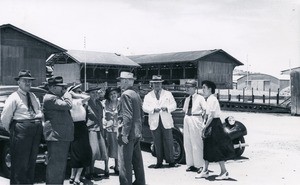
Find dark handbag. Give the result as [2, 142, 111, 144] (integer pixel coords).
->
[202, 127, 212, 139]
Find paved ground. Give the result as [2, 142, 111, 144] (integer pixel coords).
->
[1, 111, 300, 185]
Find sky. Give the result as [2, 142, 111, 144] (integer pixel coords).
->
[0, 0, 299, 77]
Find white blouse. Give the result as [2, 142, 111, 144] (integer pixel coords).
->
[206, 94, 221, 118]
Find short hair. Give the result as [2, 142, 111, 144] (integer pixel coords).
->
[201, 80, 216, 94]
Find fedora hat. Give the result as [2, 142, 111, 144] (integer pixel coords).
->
[150, 75, 164, 83]
[14, 70, 36, 81]
[104, 87, 121, 100]
[85, 87, 102, 93]
[68, 83, 82, 92]
[185, 79, 197, 87]
[47, 76, 67, 86]
[117, 71, 136, 80]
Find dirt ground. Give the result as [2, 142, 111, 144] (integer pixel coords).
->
[1, 111, 300, 185]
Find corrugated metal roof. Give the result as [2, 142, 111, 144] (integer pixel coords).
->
[128, 49, 243, 65]
[0, 24, 66, 52]
[66, 50, 140, 67]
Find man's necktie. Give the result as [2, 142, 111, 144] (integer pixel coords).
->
[187, 95, 193, 115]
[27, 92, 36, 114]
[155, 90, 160, 100]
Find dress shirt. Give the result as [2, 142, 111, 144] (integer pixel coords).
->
[183, 93, 207, 115]
[1, 88, 42, 131]
[206, 94, 221, 118]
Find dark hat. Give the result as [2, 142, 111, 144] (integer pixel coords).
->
[104, 87, 121, 100]
[150, 75, 164, 83]
[47, 76, 67, 86]
[14, 70, 36, 81]
[86, 87, 102, 93]
[185, 79, 197, 87]
[116, 71, 136, 80]
[68, 84, 82, 92]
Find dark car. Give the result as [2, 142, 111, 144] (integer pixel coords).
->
[0, 86, 48, 177]
[0, 86, 188, 177]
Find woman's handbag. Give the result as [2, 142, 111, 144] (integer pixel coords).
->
[202, 126, 212, 139]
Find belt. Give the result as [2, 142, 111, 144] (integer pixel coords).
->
[186, 114, 202, 116]
[13, 119, 42, 124]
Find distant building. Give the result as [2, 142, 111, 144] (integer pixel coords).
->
[281, 67, 300, 75]
[237, 73, 281, 92]
[0, 24, 66, 86]
[129, 49, 243, 89]
[47, 50, 140, 86]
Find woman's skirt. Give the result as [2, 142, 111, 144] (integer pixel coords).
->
[70, 121, 92, 168]
[89, 130, 108, 161]
[106, 131, 118, 159]
[203, 118, 235, 162]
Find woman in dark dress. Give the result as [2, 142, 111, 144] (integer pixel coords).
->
[195, 80, 234, 180]
[69, 85, 92, 185]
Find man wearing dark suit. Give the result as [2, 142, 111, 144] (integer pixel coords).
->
[117, 71, 145, 185]
[43, 76, 73, 185]
[1, 70, 43, 184]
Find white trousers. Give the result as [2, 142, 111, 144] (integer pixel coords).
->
[183, 116, 204, 168]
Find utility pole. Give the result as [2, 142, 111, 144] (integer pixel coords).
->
[84, 36, 87, 91]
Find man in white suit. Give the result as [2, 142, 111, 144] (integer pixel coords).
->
[142, 75, 177, 168]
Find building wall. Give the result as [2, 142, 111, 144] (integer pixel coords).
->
[279, 79, 290, 90]
[197, 61, 234, 89]
[237, 74, 280, 92]
[53, 63, 81, 84]
[0, 27, 61, 86]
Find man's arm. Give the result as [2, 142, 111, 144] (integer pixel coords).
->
[1, 94, 17, 131]
[120, 94, 133, 139]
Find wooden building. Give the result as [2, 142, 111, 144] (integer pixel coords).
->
[129, 49, 243, 89]
[0, 24, 66, 86]
[47, 50, 140, 86]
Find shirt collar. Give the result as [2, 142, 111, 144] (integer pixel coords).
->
[17, 88, 27, 96]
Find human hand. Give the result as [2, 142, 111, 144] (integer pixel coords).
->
[154, 108, 161, 113]
[122, 135, 129, 144]
[161, 107, 168, 112]
[34, 112, 43, 119]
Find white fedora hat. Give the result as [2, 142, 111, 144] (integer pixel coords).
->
[117, 71, 136, 80]
[150, 75, 164, 83]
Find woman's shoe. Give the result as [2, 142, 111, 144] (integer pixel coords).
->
[215, 171, 229, 180]
[195, 170, 209, 179]
[69, 177, 75, 184]
[114, 167, 119, 175]
[104, 171, 110, 178]
[74, 181, 81, 185]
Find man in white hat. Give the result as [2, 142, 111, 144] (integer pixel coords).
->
[1, 69, 43, 184]
[183, 79, 207, 173]
[142, 75, 177, 168]
[117, 71, 145, 185]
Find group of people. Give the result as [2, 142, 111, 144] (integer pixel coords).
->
[1, 69, 235, 185]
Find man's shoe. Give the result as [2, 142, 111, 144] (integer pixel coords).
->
[186, 166, 196, 172]
[215, 171, 229, 180]
[195, 170, 209, 179]
[169, 163, 177, 167]
[154, 163, 163, 169]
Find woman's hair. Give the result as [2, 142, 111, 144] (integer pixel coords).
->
[104, 87, 121, 100]
[201, 80, 216, 94]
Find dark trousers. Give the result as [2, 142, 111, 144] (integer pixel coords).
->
[46, 141, 70, 185]
[151, 118, 174, 164]
[118, 138, 145, 185]
[9, 121, 42, 184]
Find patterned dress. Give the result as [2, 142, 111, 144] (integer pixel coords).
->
[103, 99, 120, 159]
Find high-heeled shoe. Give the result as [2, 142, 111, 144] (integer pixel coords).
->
[69, 177, 75, 184]
[74, 181, 81, 185]
[104, 171, 110, 178]
[114, 167, 119, 175]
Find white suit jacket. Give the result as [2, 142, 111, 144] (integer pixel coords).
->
[142, 89, 177, 130]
